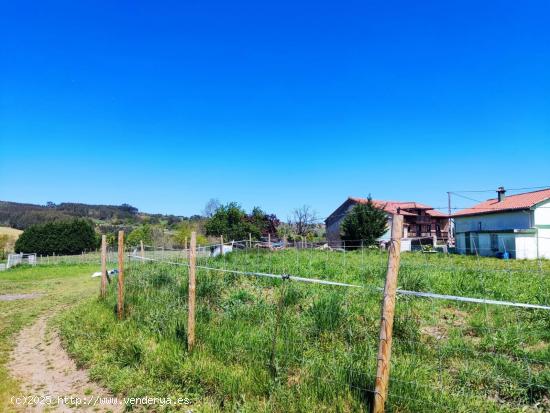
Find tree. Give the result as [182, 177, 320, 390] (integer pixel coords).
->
[248, 207, 280, 237]
[126, 224, 153, 247]
[14, 219, 98, 255]
[173, 221, 208, 246]
[340, 197, 388, 248]
[290, 205, 318, 237]
[203, 198, 221, 218]
[205, 202, 258, 240]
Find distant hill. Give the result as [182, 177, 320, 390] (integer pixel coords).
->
[0, 201, 190, 230]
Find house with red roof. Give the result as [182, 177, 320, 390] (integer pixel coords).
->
[452, 187, 550, 259]
[325, 197, 449, 250]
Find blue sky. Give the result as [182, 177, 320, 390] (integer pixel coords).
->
[1, 1, 549, 220]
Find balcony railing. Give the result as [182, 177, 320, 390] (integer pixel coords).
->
[411, 216, 432, 224]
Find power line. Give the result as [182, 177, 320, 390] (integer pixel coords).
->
[450, 185, 550, 193]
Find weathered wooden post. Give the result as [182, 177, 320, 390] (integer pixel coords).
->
[373, 214, 403, 413]
[140, 240, 145, 261]
[188, 231, 197, 351]
[100, 235, 107, 298]
[249, 232, 252, 249]
[220, 235, 224, 256]
[117, 231, 125, 320]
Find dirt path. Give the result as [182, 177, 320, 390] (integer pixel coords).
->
[0, 293, 43, 301]
[7, 313, 122, 412]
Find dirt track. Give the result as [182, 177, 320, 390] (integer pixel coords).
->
[8, 313, 122, 412]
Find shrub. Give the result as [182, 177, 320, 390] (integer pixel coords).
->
[14, 219, 98, 255]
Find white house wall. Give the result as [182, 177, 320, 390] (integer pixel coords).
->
[534, 199, 550, 226]
[537, 228, 550, 259]
[515, 235, 537, 259]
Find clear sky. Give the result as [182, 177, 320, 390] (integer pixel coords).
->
[1, 1, 549, 220]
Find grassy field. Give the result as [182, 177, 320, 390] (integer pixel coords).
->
[0, 226, 22, 259]
[0, 263, 99, 411]
[57, 249, 550, 412]
[0, 226, 23, 238]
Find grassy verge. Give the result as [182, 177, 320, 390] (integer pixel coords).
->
[0, 263, 99, 411]
[59, 251, 550, 412]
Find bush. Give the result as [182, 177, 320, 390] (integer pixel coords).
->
[14, 219, 98, 255]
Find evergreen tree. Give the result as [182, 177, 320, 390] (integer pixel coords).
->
[340, 197, 388, 248]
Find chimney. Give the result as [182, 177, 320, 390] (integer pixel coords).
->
[497, 186, 506, 202]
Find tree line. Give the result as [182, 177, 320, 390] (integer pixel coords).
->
[12, 197, 388, 255]
[0, 200, 184, 230]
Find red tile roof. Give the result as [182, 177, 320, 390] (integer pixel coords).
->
[349, 197, 447, 217]
[452, 188, 550, 217]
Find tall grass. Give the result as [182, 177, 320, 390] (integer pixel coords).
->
[59, 250, 550, 412]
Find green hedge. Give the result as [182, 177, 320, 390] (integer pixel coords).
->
[14, 219, 98, 255]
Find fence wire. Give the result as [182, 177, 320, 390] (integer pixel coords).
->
[98, 241, 550, 412]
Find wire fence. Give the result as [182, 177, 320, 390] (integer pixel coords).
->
[97, 237, 550, 412]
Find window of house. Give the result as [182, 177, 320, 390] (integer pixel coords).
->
[491, 234, 499, 252]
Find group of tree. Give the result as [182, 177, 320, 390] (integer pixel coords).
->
[14, 219, 99, 255]
[201, 199, 387, 246]
[204, 202, 280, 241]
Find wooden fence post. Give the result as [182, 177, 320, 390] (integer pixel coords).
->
[188, 231, 197, 351]
[373, 214, 403, 413]
[220, 235, 224, 256]
[249, 233, 252, 249]
[140, 240, 145, 261]
[268, 233, 271, 249]
[100, 235, 107, 298]
[117, 230, 125, 320]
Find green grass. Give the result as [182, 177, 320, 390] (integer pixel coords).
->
[58, 250, 550, 412]
[0, 263, 99, 411]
